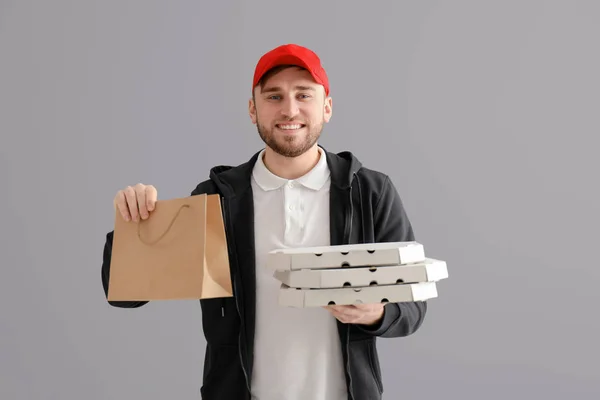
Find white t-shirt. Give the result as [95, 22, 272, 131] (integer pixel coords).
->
[250, 147, 348, 400]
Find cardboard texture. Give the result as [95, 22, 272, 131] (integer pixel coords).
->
[266, 241, 426, 271]
[267, 242, 448, 307]
[279, 281, 438, 308]
[107, 194, 233, 301]
[273, 258, 448, 289]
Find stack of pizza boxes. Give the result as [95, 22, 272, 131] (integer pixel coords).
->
[266, 241, 448, 307]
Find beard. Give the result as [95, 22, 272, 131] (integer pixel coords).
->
[256, 116, 323, 158]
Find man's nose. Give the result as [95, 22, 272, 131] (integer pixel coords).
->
[280, 98, 300, 118]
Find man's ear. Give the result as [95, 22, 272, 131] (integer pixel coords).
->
[248, 97, 257, 124]
[323, 96, 333, 123]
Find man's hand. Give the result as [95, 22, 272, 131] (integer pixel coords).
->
[113, 183, 158, 222]
[323, 303, 385, 326]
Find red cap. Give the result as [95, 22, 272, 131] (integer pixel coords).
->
[252, 44, 329, 96]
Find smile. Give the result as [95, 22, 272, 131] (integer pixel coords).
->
[276, 123, 305, 130]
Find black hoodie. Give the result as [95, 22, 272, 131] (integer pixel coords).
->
[101, 146, 428, 400]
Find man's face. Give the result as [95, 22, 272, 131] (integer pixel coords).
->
[249, 66, 332, 158]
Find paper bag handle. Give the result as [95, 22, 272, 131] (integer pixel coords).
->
[137, 204, 190, 245]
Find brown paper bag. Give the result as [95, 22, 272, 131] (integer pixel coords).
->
[107, 193, 233, 301]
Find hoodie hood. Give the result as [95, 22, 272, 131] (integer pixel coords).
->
[208, 145, 363, 197]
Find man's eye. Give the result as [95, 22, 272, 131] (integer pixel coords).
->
[268, 95, 281, 100]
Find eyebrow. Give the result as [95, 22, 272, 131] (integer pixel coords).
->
[261, 85, 317, 94]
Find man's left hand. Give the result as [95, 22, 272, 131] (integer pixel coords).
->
[323, 303, 385, 326]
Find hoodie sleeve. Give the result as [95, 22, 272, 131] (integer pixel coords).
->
[355, 175, 428, 338]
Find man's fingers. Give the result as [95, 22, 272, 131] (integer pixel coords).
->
[124, 186, 140, 222]
[135, 184, 148, 219]
[326, 305, 360, 323]
[113, 184, 158, 222]
[331, 305, 356, 314]
[324, 304, 384, 325]
[114, 191, 131, 221]
[146, 185, 157, 212]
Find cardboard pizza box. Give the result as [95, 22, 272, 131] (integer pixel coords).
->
[273, 258, 447, 289]
[278, 281, 437, 308]
[266, 241, 425, 271]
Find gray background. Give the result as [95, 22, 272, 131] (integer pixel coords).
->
[1, 0, 598, 399]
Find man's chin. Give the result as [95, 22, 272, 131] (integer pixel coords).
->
[269, 141, 312, 158]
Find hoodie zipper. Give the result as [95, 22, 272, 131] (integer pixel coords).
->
[221, 196, 251, 393]
[344, 173, 357, 399]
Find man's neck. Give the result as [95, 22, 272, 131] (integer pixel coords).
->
[263, 145, 321, 180]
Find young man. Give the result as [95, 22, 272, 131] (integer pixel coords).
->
[102, 44, 428, 400]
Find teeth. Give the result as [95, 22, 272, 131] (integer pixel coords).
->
[278, 124, 302, 130]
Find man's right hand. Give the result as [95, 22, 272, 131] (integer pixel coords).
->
[113, 183, 158, 222]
